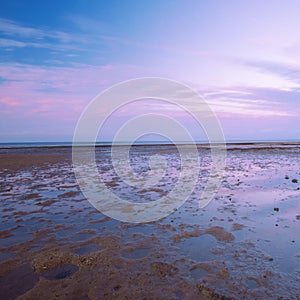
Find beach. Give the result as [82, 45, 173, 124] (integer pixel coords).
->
[0, 143, 299, 299]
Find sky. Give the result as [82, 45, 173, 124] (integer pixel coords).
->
[1, 0, 300, 142]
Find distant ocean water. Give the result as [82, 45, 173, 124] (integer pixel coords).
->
[0, 141, 175, 149]
[0, 140, 300, 149]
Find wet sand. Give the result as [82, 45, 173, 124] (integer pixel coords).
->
[0, 143, 300, 299]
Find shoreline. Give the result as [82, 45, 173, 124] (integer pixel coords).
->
[1, 140, 300, 150]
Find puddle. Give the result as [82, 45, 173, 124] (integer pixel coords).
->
[121, 248, 150, 259]
[0, 264, 39, 300]
[234, 189, 298, 209]
[41, 264, 79, 280]
[246, 278, 259, 289]
[74, 243, 101, 255]
[28, 243, 46, 253]
[190, 267, 209, 280]
[69, 233, 95, 242]
[0, 230, 33, 247]
[0, 251, 15, 262]
[177, 234, 217, 262]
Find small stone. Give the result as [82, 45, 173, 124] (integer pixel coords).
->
[274, 207, 279, 212]
[113, 285, 121, 291]
[292, 179, 298, 183]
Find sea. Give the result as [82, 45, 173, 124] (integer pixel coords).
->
[0, 139, 300, 149]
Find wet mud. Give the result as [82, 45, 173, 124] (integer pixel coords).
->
[0, 144, 300, 299]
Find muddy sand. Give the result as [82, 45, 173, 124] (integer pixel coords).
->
[0, 143, 299, 299]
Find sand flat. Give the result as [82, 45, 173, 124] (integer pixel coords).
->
[0, 143, 300, 299]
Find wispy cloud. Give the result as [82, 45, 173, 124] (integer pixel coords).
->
[203, 88, 299, 117]
[0, 18, 71, 41]
[0, 37, 81, 52]
[67, 14, 210, 58]
[0, 61, 151, 120]
[0, 18, 87, 53]
[207, 97, 292, 117]
[239, 59, 300, 89]
[0, 97, 23, 107]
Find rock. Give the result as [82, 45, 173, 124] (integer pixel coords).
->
[274, 207, 279, 212]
